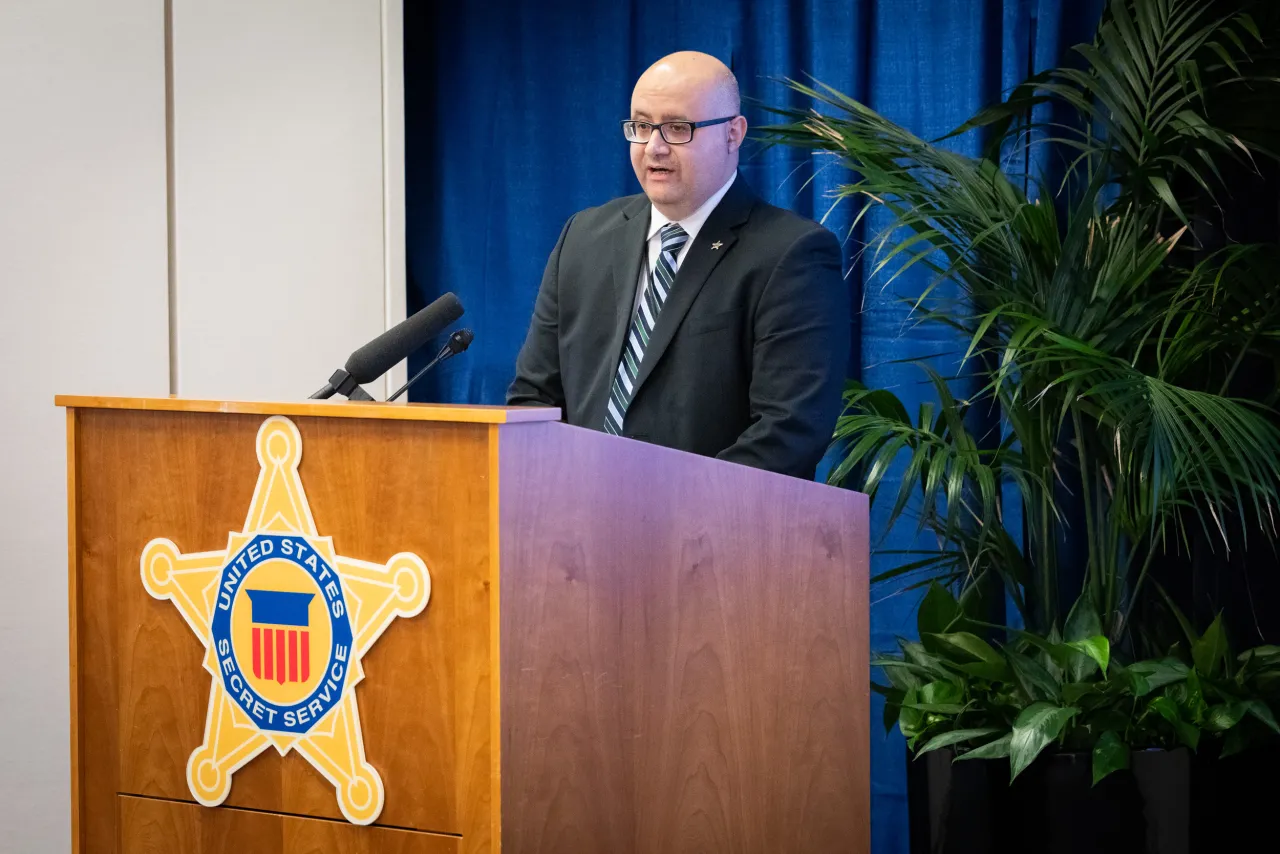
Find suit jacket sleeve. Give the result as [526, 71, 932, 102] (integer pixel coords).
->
[507, 215, 575, 409]
[716, 226, 850, 478]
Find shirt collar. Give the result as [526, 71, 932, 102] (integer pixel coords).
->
[647, 172, 737, 244]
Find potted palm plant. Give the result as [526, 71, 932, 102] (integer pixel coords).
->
[764, 0, 1280, 850]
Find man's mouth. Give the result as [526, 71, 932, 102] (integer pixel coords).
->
[647, 165, 675, 178]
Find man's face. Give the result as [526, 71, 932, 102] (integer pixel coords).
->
[628, 71, 743, 220]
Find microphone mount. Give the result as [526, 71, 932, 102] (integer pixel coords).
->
[305, 292, 465, 402]
[309, 369, 375, 401]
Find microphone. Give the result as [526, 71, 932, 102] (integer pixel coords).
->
[387, 329, 474, 402]
[309, 293, 465, 400]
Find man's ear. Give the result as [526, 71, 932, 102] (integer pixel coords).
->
[727, 115, 748, 153]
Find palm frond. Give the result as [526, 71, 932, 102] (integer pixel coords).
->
[760, 0, 1280, 635]
[940, 0, 1267, 218]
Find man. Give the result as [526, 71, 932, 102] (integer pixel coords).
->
[507, 51, 850, 480]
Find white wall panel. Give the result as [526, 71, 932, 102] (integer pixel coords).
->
[171, 0, 390, 400]
[0, 3, 170, 851]
[0, 2, 404, 849]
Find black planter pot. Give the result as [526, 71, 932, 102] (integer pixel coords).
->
[907, 748, 1192, 854]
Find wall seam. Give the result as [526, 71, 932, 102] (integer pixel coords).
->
[164, 0, 179, 394]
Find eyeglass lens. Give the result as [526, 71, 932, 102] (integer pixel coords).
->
[624, 121, 694, 144]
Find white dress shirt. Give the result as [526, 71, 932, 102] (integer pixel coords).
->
[634, 172, 737, 312]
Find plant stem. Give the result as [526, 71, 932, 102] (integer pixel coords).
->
[1217, 328, 1259, 397]
[1039, 490, 1053, 632]
[1117, 539, 1158, 642]
[1042, 418, 1058, 630]
[1108, 523, 1128, 631]
[1101, 474, 1115, 620]
[1072, 408, 1099, 612]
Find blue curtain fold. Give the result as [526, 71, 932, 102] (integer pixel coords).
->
[404, 2, 1098, 850]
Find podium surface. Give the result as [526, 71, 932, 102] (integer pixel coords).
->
[58, 396, 869, 854]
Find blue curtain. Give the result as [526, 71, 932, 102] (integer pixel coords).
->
[404, 2, 1099, 851]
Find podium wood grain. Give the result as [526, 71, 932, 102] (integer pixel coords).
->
[498, 423, 869, 854]
[119, 795, 460, 853]
[65, 398, 869, 854]
[73, 408, 496, 853]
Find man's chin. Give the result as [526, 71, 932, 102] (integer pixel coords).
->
[642, 183, 683, 207]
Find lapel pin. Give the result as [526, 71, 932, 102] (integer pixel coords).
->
[711, 241, 723, 250]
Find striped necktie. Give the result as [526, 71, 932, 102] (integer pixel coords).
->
[604, 222, 688, 434]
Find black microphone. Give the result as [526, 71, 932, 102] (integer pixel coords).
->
[309, 293, 465, 400]
[387, 329, 474, 402]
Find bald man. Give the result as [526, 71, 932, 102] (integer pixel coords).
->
[507, 52, 850, 479]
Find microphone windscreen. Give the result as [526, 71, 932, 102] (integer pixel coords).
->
[344, 293, 464, 383]
[451, 329, 475, 352]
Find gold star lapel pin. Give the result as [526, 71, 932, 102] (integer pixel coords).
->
[711, 241, 723, 250]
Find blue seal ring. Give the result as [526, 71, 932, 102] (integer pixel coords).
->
[210, 533, 354, 734]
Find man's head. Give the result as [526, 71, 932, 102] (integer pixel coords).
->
[628, 52, 747, 221]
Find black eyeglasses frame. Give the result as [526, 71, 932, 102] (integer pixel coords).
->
[621, 116, 737, 145]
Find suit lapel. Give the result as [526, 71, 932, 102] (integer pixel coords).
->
[605, 196, 652, 385]
[630, 175, 756, 398]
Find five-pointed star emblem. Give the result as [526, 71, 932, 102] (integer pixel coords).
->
[140, 415, 431, 825]
[711, 241, 723, 250]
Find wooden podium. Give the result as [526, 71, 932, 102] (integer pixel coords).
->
[58, 396, 869, 854]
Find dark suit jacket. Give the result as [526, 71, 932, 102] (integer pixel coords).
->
[506, 175, 850, 480]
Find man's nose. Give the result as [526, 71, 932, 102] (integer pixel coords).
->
[645, 131, 671, 156]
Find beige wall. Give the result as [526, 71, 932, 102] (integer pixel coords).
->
[0, 1, 404, 849]
[172, 0, 405, 399]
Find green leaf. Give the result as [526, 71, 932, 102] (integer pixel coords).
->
[1193, 613, 1228, 677]
[908, 703, 969, 714]
[1085, 710, 1131, 736]
[1039, 625, 1066, 685]
[900, 642, 957, 682]
[1240, 646, 1280, 664]
[1221, 725, 1248, 759]
[1247, 700, 1280, 735]
[1006, 649, 1062, 702]
[919, 680, 963, 706]
[1204, 702, 1249, 733]
[1149, 175, 1188, 222]
[1237, 646, 1280, 675]
[1064, 594, 1103, 643]
[1148, 696, 1201, 750]
[915, 727, 1005, 757]
[1184, 670, 1206, 720]
[926, 632, 1012, 682]
[899, 687, 925, 738]
[1062, 681, 1106, 706]
[1148, 695, 1177, 721]
[1092, 730, 1130, 786]
[873, 659, 924, 693]
[882, 689, 900, 735]
[1009, 703, 1079, 781]
[902, 679, 968, 715]
[1064, 636, 1111, 677]
[954, 733, 1012, 761]
[918, 582, 963, 637]
[1062, 597, 1106, 681]
[1126, 659, 1190, 696]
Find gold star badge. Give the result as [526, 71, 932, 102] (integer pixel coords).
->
[711, 241, 723, 250]
[139, 415, 430, 825]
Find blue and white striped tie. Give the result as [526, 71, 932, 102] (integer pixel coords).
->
[604, 222, 688, 434]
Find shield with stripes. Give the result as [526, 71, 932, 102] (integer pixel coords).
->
[245, 589, 315, 685]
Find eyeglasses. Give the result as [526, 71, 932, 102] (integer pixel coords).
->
[621, 116, 736, 145]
